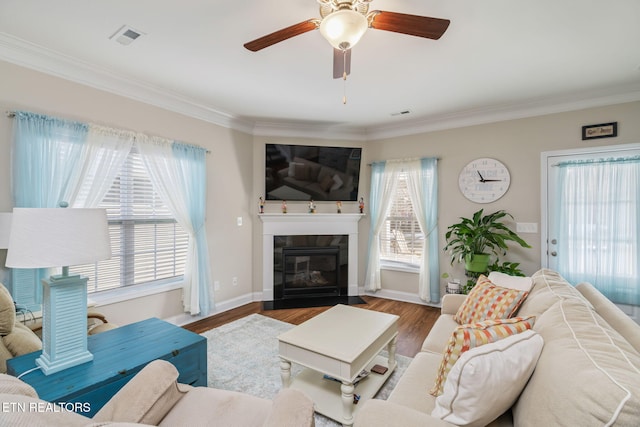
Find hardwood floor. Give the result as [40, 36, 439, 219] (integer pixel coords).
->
[183, 296, 441, 358]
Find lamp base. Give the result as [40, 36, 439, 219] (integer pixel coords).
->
[38, 274, 93, 375]
[36, 349, 93, 376]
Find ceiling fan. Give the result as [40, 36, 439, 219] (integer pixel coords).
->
[244, 0, 450, 80]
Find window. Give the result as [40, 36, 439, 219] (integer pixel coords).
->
[70, 147, 189, 293]
[379, 172, 423, 269]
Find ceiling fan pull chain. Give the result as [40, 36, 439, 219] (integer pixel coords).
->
[343, 49, 348, 104]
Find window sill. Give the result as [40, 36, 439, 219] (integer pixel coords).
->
[88, 279, 184, 307]
[380, 262, 420, 274]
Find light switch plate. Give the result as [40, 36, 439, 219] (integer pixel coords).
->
[516, 222, 538, 233]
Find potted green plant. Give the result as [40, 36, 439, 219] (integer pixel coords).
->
[444, 209, 531, 273]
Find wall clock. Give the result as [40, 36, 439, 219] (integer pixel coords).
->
[458, 158, 511, 203]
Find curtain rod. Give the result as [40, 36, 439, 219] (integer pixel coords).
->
[6, 111, 210, 154]
[367, 157, 441, 166]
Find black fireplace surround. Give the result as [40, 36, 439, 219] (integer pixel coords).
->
[263, 234, 364, 309]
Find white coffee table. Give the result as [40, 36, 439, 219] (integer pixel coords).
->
[278, 304, 399, 426]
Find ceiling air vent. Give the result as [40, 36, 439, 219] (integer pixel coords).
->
[390, 110, 411, 117]
[109, 25, 145, 46]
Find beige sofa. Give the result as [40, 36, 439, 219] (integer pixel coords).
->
[356, 269, 640, 426]
[0, 358, 314, 426]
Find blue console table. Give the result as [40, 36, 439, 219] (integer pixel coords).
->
[7, 317, 207, 417]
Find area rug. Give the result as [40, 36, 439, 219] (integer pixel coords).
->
[201, 313, 411, 426]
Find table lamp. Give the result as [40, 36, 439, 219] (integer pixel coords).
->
[6, 207, 111, 375]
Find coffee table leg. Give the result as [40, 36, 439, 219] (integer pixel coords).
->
[387, 336, 397, 370]
[341, 381, 355, 426]
[280, 358, 291, 388]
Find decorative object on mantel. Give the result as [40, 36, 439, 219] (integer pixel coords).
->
[336, 201, 342, 213]
[582, 122, 618, 140]
[259, 196, 265, 214]
[359, 197, 365, 214]
[308, 199, 316, 214]
[281, 200, 287, 214]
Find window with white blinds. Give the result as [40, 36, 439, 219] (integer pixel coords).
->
[379, 172, 423, 268]
[70, 147, 189, 292]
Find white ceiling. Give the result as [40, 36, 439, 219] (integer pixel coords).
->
[1, 0, 639, 140]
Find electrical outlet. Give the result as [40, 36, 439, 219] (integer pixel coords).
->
[214, 281, 220, 291]
[232, 277, 238, 286]
[516, 222, 538, 233]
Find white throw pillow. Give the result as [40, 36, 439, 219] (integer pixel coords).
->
[431, 329, 544, 427]
[488, 271, 533, 292]
[330, 174, 344, 191]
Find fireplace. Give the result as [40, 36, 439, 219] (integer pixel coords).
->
[259, 213, 364, 308]
[274, 235, 348, 300]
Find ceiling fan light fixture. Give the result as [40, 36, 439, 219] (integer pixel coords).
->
[319, 9, 368, 50]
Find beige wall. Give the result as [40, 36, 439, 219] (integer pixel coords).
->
[0, 60, 254, 325]
[365, 101, 640, 298]
[1, 58, 639, 322]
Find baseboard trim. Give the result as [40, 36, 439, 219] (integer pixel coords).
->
[361, 287, 441, 308]
[165, 292, 261, 326]
[166, 289, 440, 326]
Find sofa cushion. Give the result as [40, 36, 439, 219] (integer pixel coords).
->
[487, 271, 533, 292]
[517, 268, 592, 319]
[432, 330, 543, 427]
[0, 283, 16, 335]
[0, 372, 38, 397]
[158, 387, 272, 427]
[576, 281, 640, 353]
[421, 314, 459, 354]
[387, 351, 442, 414]
[430, 316, 536, 396]
[3, 323, 42, 357]
[513, 298, 640, 426]
[454, 276, 529, 325]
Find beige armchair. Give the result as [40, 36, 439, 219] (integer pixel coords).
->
[0, 359, 315, 426]
[0, 282, 117, 373]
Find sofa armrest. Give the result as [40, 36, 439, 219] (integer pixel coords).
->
[263, 388, 315, 427]
[355, 400, 456, 427]
[441, 294, 466, 315]
[93, 359, 189, 425]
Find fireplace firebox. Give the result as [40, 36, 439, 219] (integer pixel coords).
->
[273, 235, 348, 301]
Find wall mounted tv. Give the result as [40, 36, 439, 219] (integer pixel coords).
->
[265, 144, 362, 202]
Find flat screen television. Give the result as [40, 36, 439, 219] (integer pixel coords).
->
[265, 144, 362, 201]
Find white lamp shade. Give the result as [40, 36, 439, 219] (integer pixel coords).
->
[319, 9, 368, 50]
[0, 213, 11, 249]
[6, 208, 111, 269]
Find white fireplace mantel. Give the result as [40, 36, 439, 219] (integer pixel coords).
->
[259, 213, 364, 300]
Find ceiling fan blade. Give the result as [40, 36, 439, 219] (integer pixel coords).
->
[244, 20, 318, 52]
[369, 11, 450, 40]
[333, 48, 351, 79]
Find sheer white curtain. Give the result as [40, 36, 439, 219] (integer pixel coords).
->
[555, 156, 640, 305]
[405, 158, 439, 302]
[136, 136, 213, 315]
[364, 161, 401, 291]
[71, 125, 134, 208]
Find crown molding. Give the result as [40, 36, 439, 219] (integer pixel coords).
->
[365, 83, 640, 141]
[1, 32, 639, 142]
[0, 32, 255, 134]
